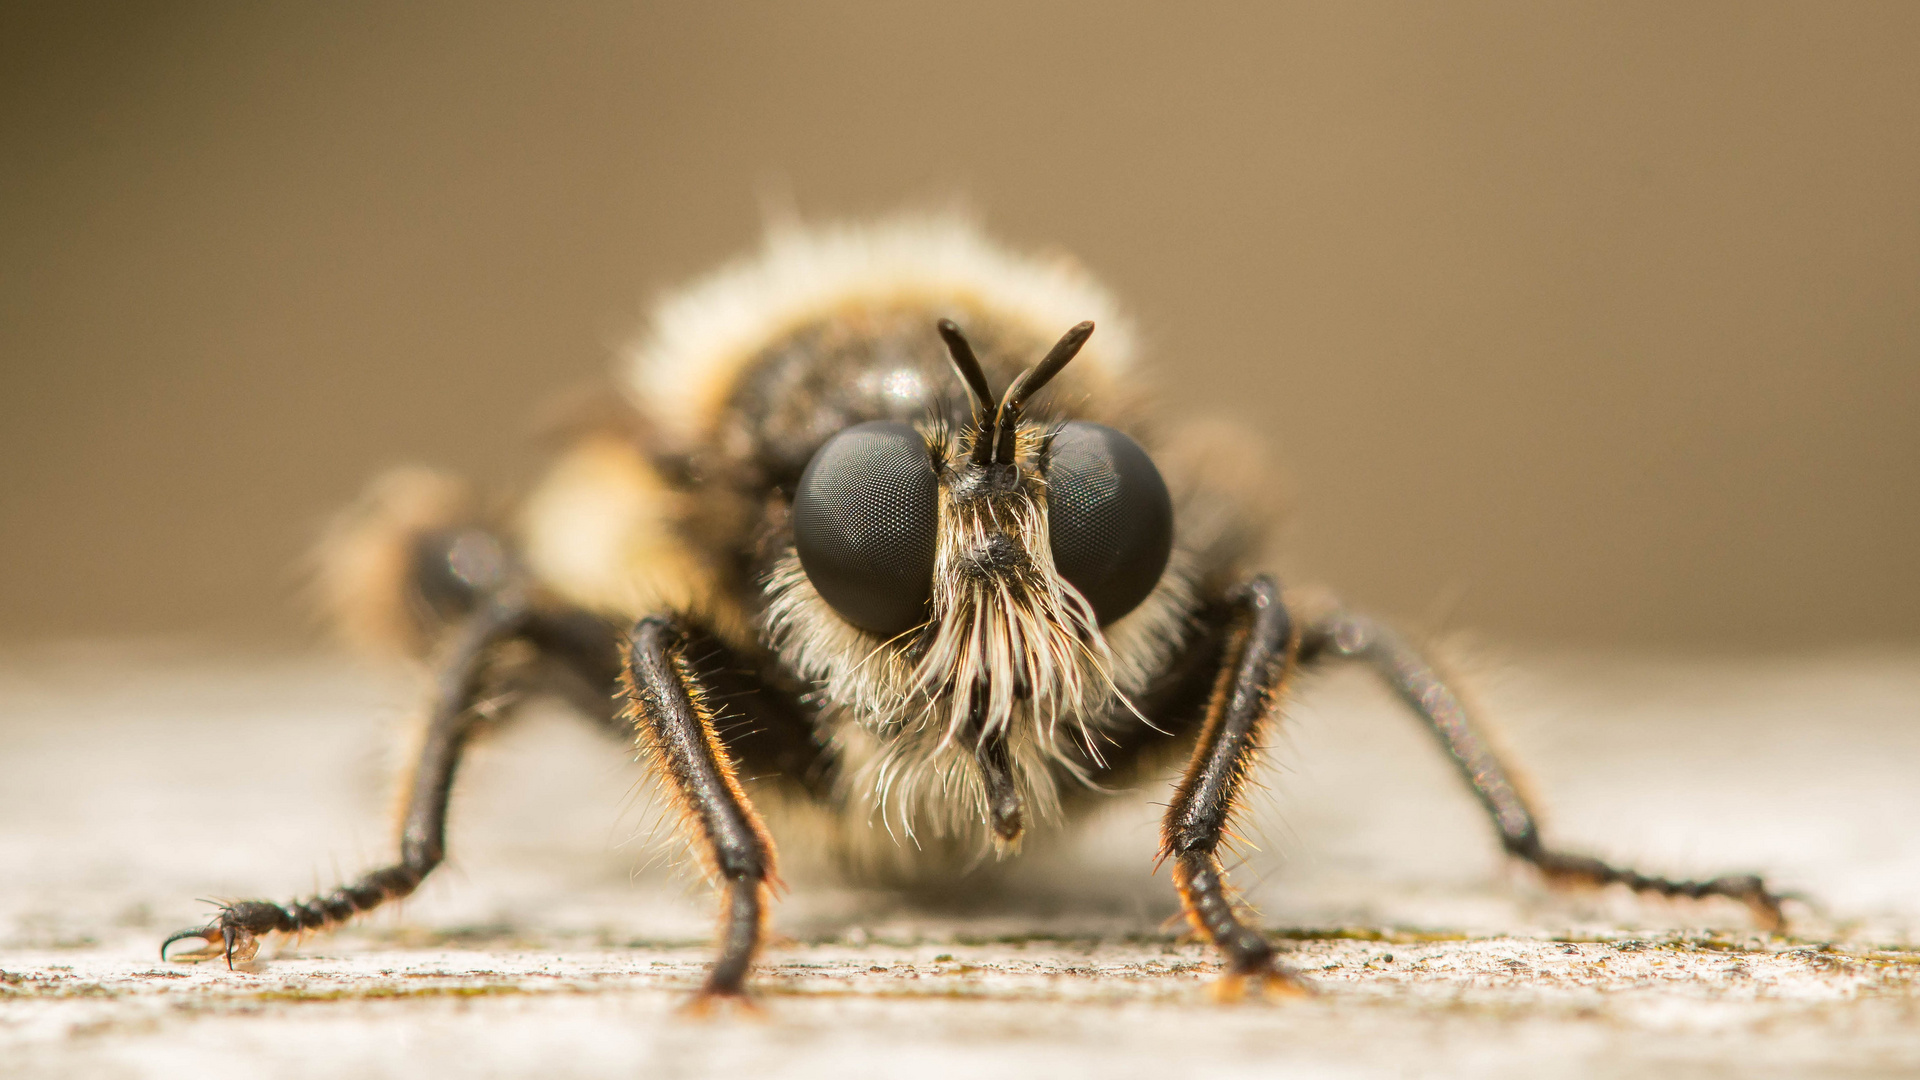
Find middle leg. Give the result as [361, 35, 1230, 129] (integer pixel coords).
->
[161, 592, 536, 965]
[1298, 607, 1786, 929]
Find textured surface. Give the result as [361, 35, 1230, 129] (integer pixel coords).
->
[2, 643, 1917, 1078]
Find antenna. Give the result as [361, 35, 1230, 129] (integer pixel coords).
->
[937, 319, 996, 417]
[993, 321, 1094, 464]
[937, 320, 1001, 466]
[938, 319, 1096, 467]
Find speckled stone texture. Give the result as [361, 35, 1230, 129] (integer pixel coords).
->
[2, 645, 1916, 1078]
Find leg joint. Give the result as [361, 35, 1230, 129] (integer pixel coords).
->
[711, 841, 767, 884]
[399, 834, 445, 874]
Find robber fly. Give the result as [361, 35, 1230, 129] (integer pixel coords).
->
[162, 217, 1785, 1000]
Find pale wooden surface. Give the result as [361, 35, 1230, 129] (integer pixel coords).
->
[2, 644, 1917, 1078]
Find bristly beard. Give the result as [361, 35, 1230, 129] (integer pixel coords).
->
[761, 425, 1138, 855]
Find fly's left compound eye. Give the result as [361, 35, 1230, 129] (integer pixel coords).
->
[793, 421, 939, 638]
[1045, 422, 1174, 625]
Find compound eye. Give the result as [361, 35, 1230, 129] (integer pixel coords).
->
[793, 421, 939, 637]
[1045, 422, 1174, 625]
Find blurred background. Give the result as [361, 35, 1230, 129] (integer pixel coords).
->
[2, 1, 1916, 650]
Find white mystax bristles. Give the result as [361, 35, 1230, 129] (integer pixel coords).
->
[625, 215, 1137, 445]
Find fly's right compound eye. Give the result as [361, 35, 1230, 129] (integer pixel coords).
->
[793, 421, 939, 638]
[1044, 421, 1174, 625]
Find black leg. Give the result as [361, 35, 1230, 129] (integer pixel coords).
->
[520, 606, 628, 737]
[1160, 575, 1308, 998]
[1298, 607, 1786, 930]
[162, 592, 534, 966]
[623, 615, 780, 1001]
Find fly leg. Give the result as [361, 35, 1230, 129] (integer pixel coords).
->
[161, 515, 632, 968]
[1298, 607, 1786, 931]
[1160, 575, 1309, 999]
[623, 615, 781, 1003]
[161, 591, 537, 966]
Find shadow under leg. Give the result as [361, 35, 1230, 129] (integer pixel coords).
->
[1298, 607, 1785, 930]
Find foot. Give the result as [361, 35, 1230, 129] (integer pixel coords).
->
[680, 986, 765, 1019]
[1536, 851, 1789, 932]
[1211, 958, 1312, 1003]
[160, 901, 295, 967]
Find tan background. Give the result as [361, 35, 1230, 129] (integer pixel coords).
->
[2, 2, 1916, 649]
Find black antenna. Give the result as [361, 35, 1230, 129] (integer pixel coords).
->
[1000, 321, 1094, 415]
[937, 319, 1000, 467]
[937, 319, 996, 416]
[993, 321, 1094, 464]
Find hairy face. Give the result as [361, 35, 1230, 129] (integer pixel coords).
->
[768, 413, 1121, 737]
[763, 320, 1185, 853]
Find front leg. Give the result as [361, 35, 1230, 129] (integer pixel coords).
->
[622, 615, 781, 1002]
[1160, 575, 1308, 998]
[1298, 607, 1786, 930]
